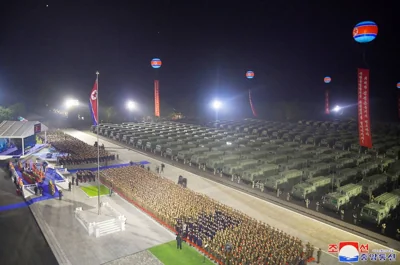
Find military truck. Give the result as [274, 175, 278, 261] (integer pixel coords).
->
[291, 176, 331, 200]
[334, 139, 354, 150]
[356, 154, 372, 166]
[166, 144, 196, 160]
[264, 175, 289, 191]
[379, 158, 396, 172]
[322, 183, 363, 211]
[190, 151, 224, 168]
[360, 174, 388, 200]
[155, 141, 180, 154]
[241, 164, 280, 184]
[303, 163, 331, 179]
[211, 144, 236, 153]
[222, 159, 259, 177]
[360, 191, 400, 225]
[279, 158, 308, 171]
[177, 147, 209, 162]
[260, 154, 287, 165]
[333, 168, 360, 188]
[243, 150, 271, 160]
[280, 169, 303, 185]
[359, 161, 381, 176]
[336, 157, 356, 169]
[146, 138, 169, 151]
[206, 154, 242, 173]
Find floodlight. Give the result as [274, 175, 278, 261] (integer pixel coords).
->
[212, 100, 222, 110]
[65, 99, 79, 108]
[333, 105, 341, 112]
[126, 100, 136, 111]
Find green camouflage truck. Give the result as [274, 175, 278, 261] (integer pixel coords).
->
[322, 183, 363, 211]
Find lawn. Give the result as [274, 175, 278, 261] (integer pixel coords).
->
[80, 185, 110, 197]
[149, 240, 214, 265]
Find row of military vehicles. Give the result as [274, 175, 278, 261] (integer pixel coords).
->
[91, 118, 400, 226]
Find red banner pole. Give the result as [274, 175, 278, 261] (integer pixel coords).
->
[357, 68, 372, 148]
[397, 92, 400, 120]
[154, 80, 160, 117]
[325, 89, 330, 114]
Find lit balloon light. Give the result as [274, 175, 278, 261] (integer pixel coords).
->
[353, 21, 378, 43]
[151, 58, 162, 69]
[246, 71, 255, 79]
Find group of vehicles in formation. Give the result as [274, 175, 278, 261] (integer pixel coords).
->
[91, 119, 400, 226]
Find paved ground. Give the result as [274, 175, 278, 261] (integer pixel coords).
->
[29, 171, 174, 265]
[0, 168, 58, 265]
[66, 129, 400, 265]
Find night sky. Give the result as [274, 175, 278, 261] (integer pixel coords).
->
[1, 0, 399, 120]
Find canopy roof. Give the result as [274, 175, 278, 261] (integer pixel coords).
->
[0, 120, 48, 139]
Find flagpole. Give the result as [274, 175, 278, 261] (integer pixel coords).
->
[96, 71, 101, 215]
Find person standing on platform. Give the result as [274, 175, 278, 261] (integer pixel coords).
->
[59, 190, 63, 200]
[68, 181, 72, 191]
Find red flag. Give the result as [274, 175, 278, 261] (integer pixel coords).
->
[154, 80, 160, 117]
[357, 68, 372, 148]
[90, 79, 98, 125]
[325, 89, 330, 114]
[397, 92, 400, 120]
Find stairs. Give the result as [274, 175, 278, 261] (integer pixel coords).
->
[96, 218, 121, 237]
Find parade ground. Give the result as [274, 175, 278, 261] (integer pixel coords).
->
[65, 129, 400, 265]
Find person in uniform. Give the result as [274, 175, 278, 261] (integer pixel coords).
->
[176, 233, 183, 250]
[317, 248, 322, 264]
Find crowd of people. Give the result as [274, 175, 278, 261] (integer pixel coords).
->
[42, 131, 115, 165]
[100, 165, 307, 265]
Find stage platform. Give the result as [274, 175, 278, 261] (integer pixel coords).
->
[0, 144, 47, 160]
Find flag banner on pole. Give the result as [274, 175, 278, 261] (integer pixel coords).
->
[358, 68, 372, 148]
[154, 80, 160, 117]
[398, 91, 400, 120]
[325, 89, 330, 114]
[248, 89, 257, 117]
[89, 79, 98, 125]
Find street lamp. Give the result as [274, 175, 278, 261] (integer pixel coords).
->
[211, 100, 222, 122]
[65, 99, 79, 109]
[126, 100, 136, 111]
[333, 105, 341, 112]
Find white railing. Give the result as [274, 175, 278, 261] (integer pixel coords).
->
[102, 202, 126, 231]
[74, 207, 95, 236]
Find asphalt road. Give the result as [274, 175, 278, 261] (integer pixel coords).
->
[0, 168, 58, 265]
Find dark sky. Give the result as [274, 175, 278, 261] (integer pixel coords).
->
[1, 0, 399, 119]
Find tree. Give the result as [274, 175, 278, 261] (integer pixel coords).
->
[8, 103, 26, 118]
[104, 106, 116, 122]
[0, 106, 13, 122]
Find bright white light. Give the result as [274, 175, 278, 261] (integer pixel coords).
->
[212, 100, 222, 110]
[65, 99, 79, 108]
[333, 105, 341, 112]
[126, 100, 136, 111]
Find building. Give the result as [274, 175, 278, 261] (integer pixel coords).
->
[0, 120, 48, 159]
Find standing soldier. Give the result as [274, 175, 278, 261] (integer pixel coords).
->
[287, 192, 290, 201]
[277, 188, 280, 197]
[315, 202, 320, 212]
[381, 223, 386, 234]
[59, 190, 63, 200]
[340, 209, 345, 220]
[317, 248, 322, 264]
[161, 163, 165, 173]
[176, 233, 182, 250]
[352, 212, 357, 225]
[68, 181, 72, 191]
[305, 199, 310, 209]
